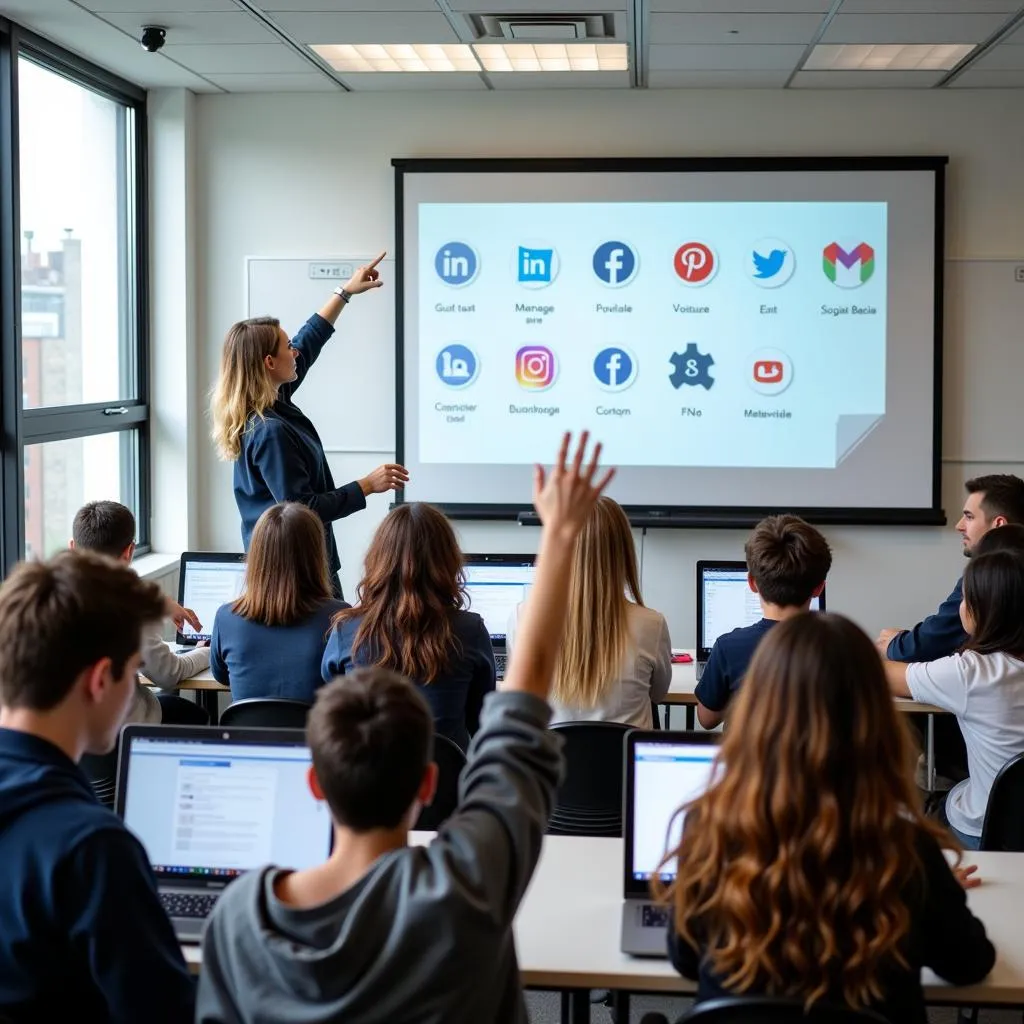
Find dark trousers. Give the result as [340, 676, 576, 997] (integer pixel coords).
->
[156, 692, 210, 725]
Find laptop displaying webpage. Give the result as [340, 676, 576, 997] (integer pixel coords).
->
[700, 566, 821, 651]
[180, 560, 247, 642]
[464, 562, 536, 644]
[121, 736, 331, 878]
[631, 741, 718, 884]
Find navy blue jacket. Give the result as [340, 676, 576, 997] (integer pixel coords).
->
[234, 313, 366, 580]
[211, 597, 348, 704]
[695, 618, 777, 713]
[887, 578, 968, 663]
[0, 729, 194, 1023]
[321, 610, 497, 751]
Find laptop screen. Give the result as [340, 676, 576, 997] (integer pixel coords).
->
[178, 555, 247, 642]
[463, 556, 536, 647]
[120, 733, 332, 880]
[625, 736, 719, 894]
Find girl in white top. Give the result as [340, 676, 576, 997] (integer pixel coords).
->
[507, 496, 671, 728]
[885, 547, 1024, 849]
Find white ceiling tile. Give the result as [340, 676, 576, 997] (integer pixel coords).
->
[648, 69, 790, 87]
[343, 71, 488, 90]
[649, 13, 821, 45]
[839, 1, 1019, 12]
[97, 12, 276, 46]
[78, 0, 237, 10]
[649, 1, 830, 10]
[258, 0, 441, 9]
[971, 44, 1024, 69]
[949, 67, 1024, 86]
[1001, 20, 1024, 44]
[486, 70, 630, 88]
[823, 13, 1007, 44]
[649, 43, 805, 70]
[447, 0, 625, 10]
[161, 43, 312, 73]
[203, 72, 340, 91]
[267, 12, 459, 44]
[791, 69, 945, 87]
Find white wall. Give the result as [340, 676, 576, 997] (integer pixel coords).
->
[187, 87, 1024, 644]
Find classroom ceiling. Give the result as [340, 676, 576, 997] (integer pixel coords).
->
[4, 0, 1024, 93]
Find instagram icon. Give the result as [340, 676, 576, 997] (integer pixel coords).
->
[515, 346, 557, 390]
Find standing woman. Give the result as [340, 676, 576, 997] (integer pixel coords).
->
[211, 252, 408, 598]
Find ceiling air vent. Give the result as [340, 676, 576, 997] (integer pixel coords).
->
[468, 13, 615, 41]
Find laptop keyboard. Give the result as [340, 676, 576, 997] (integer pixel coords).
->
[160, 891, 220, 920]
[495, 653, 508, 679]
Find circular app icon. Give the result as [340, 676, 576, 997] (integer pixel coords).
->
[512, 242, 559, 289]
[748, 348, 793, 397]
[593, 347, 638, 392]
[434, 241, 479, 287]
[822, 239, 876, 289]
[592, 241, 639, 287]
[435, 343, 479, 389]
[673, 242, 717, 286]
[749, 237, 796, 288]
[515, 345, 557, 390]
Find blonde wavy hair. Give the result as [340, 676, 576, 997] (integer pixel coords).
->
[210, 317, 282, 461]
[551, 496, 643, 708]
[654, 613, 956, 1010]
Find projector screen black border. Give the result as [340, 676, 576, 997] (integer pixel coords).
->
[392, 155, 948, 527]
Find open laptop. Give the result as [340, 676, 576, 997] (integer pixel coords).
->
[175, 552, 247, 645]
[695, 559, 825, 681]
[115, 724, 333, 942]
[620, 731, 720, 956]
[463, 554, 536, 679]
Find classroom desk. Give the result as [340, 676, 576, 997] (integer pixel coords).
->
[182, 836, 1024, 1018]
[143, 647, 227, 722]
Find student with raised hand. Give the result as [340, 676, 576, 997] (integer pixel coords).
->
[0, 551, 195, 1023]
[506, 495, 670, 727]
[210, 502, 349, 704]
[885, 548, 1024, 850]
[321, 502, 495, 751]
[197, 433, 614, 1024]
[695, 514, 831, 729]
[659, 613, 995, 1024]
[210, 253, 409, 600]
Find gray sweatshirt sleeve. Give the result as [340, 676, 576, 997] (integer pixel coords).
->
[139, 621, 211, 690]
[427, 690, 563, 928]
[196, 908, 245, 1024]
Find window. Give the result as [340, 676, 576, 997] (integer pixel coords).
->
[0, 23, 149, 570]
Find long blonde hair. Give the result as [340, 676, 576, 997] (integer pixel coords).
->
[551, 496, 642, 707]
[210, 317, 281, 461]
[654, 613, 956, 1010]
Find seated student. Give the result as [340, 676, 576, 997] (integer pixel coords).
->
[695, 514, 831, 729]
[71, 500, 209, 726]
[322, 501, 495, 751]
[211, 502, 348, 704]
[506, 495, 670, 727]
[0, 550, 195, 1022]
[197, 432, 613, 1024]
[885, 548, 1024, 850]
[659, 613, 995, 1024]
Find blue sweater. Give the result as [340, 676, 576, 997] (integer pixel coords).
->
[0, 729, 194, 1023]
[211, 598, 349, 704]
[234, 313, 366, 580]
[695, 618, 777, 713]
[887, 578, 968, 663]
[322, 610, 497, 751]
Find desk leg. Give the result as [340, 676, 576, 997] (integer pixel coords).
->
[685, 705, 695, 731]
[197, 690, 221, 726]
[560, 990, 590, 1024]
[665, 704, 671, 729]
[926, 713, 936, 792]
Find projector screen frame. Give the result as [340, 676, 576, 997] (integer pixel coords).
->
[392, 155, 947, 529]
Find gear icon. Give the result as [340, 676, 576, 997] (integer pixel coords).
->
[669, 343, 715, 390]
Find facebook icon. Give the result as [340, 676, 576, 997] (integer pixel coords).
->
[593, 241, 638, 287]
[593, 347, 637, 392]
[435, 242, 479, 286]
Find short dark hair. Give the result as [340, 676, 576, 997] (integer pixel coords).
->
[974, 523, 1024, 558]
[744, 515, 833, 608]
[963, 549, 1024, 659]
[307, 669, 434, 831]
[72, 501, 136, 558]
[0, 550, 166, 711]
[965, 475, 1024, 526]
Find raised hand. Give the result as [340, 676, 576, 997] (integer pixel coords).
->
[344, 251, 386, 295]
[359, 462, 409, 496]
[532, 431, 615, 543]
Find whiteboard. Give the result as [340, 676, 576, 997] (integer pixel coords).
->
[245, 257, 395, 452]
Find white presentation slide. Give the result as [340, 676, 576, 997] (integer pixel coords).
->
[180, 562, 247, 639]
[464, 582, 532, 640]
[702, 573, 764, 649]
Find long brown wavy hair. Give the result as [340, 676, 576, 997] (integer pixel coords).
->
[332, 503, 466, 683]
[654, 613, 955, 1009]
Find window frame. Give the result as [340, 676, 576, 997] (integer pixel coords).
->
[0, 18, 151, 570]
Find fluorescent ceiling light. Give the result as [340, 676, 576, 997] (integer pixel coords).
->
[312, 43, 480, 73]
[473, 43, 628, 73]
[805, 43, 974, 71]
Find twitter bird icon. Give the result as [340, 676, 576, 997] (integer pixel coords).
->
[749, 237, 795, 288]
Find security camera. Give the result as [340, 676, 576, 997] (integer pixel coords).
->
[140, 26, 166, 53]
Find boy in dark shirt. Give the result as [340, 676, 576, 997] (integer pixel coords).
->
[695, 515, 832, 729]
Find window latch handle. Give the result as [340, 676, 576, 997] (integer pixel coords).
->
[102, 406, 128, 415]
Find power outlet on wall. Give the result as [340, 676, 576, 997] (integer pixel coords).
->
[308, 263, 354, 280]
[1015, 265, 1024, 283]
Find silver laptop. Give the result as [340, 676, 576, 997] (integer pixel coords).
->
[695, 559, 825, 680]
[463, 554, 536, 680]
[175, 552, 247, 646]
[620, 731, 720, 957]
[116, 724, 333, 942]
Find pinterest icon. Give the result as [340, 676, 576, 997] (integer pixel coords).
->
[673, 241, 717, 285]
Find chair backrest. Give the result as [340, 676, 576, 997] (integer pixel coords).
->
[980, 751, 1024, 851]
[547, 721, 632, 837]
[414, 734, 467, 831]
[679, 996, 890, 1023]
[219, 697, 312, 729]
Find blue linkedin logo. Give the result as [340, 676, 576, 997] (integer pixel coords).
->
[435, 242, 479, 286]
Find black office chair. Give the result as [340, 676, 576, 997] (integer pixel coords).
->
[414, 734, 467, 831]
[640, 996, 889, 1024]
[219, 697, 311, 728]
[80, 748, 119, 809]
[980, 751, 1024, 851]
[547, 721, 632, 837]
